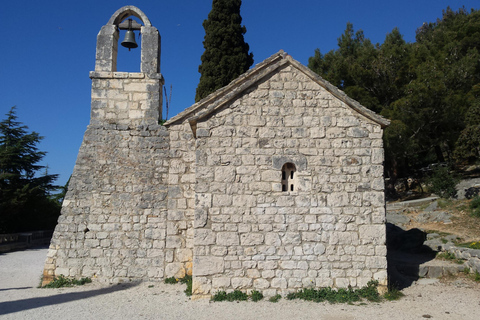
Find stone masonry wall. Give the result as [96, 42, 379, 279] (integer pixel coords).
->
[43, 72, 170, 284]
[163, 122, 196, 278]
[191, 64, 387, 298]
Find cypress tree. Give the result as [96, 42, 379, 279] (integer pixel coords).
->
[195, 0, 254, 102]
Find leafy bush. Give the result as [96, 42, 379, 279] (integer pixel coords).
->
[42, 275, 92, 288]
[212, 290, 248, 302]
[383, 287, 405, 301]
[164, 275, 192, 296]
[458, 241, 480, 249]
[250, 290, 264, 302]
[269, 294, 281, 303]
[164, 277, 178, 284]
[286, 281, 380, 303]
[179, 275, 192, 296]
[426, 166, 458, 198]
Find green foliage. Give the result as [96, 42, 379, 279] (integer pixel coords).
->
[469, 196, 480, 217]
[454, 101, 480, 163]
[195, 0, 253, 102]
[475, 271, 480, 282]
[41, 275, 92, 288]
[383, 287, 405, 301]
[164, 277, 178, 284]
[211, 289, 248, 302]
[458, 241, 480, 249]
[286, 281, 380, 303]
[426, 166, 458, 198]
[437, 251, 465, 264]
[250, 290, 263, 302]
[0, 107, 61, 233]
[164, 275, 192, 296]
[308, 8, 480, 178]
[269, 294, 281, 303]
[179, 275, 192, 296]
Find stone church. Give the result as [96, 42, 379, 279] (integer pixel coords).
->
[43, 6, 390, 299]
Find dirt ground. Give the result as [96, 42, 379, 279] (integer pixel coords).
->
[401, 198, 480, 243]
[1, 246, 480, 320]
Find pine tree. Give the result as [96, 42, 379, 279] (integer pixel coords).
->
[0, 107, 60, 232]
[195, 0, 254, 102]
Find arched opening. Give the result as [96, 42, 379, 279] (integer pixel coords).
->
[116, 17, 143, 72]
[281, 163, 296, 192]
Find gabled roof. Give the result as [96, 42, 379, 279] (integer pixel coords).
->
[165, 50, 390, 132]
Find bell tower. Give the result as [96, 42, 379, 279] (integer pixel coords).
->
[90, 5, 164, 126]
[43, 6, 169, 285]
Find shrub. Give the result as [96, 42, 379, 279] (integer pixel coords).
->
[250, 290, 264, 302]
[41, 275, 92, 288]
[179, 275, 192, 296]
[164, 277, 178, 284]
[269, 294, 281, 303]
[164, 275, 192, 296]
[426, 166, 458, 198]
[285, 281, 380, 303]
[211, 290, 248, 302]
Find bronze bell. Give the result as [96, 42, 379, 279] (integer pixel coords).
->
[121, 30, 138, 50]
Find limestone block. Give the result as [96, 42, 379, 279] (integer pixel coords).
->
[327, 192, 350, 207]
[265, 233, 281, 246]
[359, 225, 386, 244]
[253, 278, 270, 289]
[217, 232, 240, 246]
[231, 277, 253, 289]
[212, 277, 231, 289]
[371, 148, 384, 164]
[214, 166, 236, 183]
[347, 127, 369, 138]
[314, 243, 326, 255]
[271, 278, 288, 289]
[193, 256, 225, 276]
[365, 256, 387, 269]
[194, 229, 216, 245]
[240, 233, 264, 245]
[363, 192, 385, 207]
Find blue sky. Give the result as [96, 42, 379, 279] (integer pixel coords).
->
[2, 0, 479, 187]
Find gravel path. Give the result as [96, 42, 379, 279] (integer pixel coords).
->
[1, 247, 480, 320]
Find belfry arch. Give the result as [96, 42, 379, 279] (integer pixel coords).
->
[95, 5, 161, 74]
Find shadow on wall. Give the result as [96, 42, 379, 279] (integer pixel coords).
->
[386, 223, 437, 289]
[0, 282, 140, 316]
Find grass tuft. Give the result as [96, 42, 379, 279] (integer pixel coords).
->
[41, 275, 92, 288]
[269, 294, 282, 303]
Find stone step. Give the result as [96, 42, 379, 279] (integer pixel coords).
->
[387, 249, 467, 288]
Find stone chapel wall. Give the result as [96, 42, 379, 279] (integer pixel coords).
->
[191, 64, 387, 297]
[43, 71, 170, 284]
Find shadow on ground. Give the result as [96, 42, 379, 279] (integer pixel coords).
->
[386, 223, 437, 289]
[0, 282, 140, 316]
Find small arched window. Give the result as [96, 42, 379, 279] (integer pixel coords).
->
[281, 163, 296, 192]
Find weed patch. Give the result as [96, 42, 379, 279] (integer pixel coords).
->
[436, 252, 465, 264]
[212, 290, 248, 302]
[179, 275, 192, 296]
[286, 281, 381, 303]
[269, 294, 281, 303]
[383, 287, 405, 301]
[41, 275, 92, 288]
[458, 241, 480, 250]
[164, 277, 178, 284]
[250, 290, 264, 302]
[164, 275, 192, 296]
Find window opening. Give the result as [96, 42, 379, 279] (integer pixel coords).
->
[281, 162, 296, 192]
